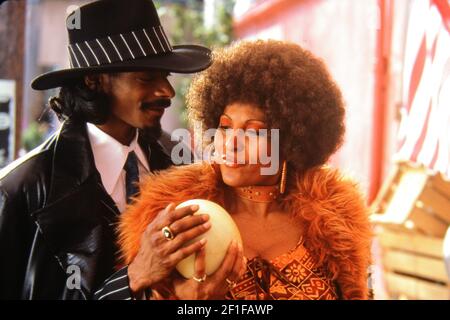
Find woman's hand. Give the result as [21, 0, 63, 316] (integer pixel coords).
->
[128, 203, 211, 295]
[172, 240, 247, 300]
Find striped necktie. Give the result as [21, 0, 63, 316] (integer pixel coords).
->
[124, 151, 139, 204]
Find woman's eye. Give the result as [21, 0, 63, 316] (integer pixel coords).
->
[218, 125, 230, 130]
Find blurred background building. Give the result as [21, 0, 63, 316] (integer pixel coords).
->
[0, 0, 449, 300]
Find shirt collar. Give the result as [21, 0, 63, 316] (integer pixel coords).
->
[86, 123, 149, 195]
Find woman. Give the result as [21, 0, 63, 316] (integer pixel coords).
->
[118, 40, 372, 300]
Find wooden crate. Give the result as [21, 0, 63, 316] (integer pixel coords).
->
[375, 225, 450, 299]
[371, 162, 450, 299]
[376, 225, 444, 258]
[371, 162, 450, 237]
[385, 272, 449, 300]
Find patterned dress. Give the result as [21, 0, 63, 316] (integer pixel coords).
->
[226, 238, 338, 300]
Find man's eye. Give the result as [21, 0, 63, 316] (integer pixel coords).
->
[138, 73, 171, 82]
[137, 78, 153, 82]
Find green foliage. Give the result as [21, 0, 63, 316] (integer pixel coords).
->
[170, 0, 234, 47]
[21, 121, 49, 152]
[155, 0, 235, 128]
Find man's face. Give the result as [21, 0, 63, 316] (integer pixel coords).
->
[100, 71, 175, 132]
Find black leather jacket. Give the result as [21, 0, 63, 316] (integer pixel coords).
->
[0, 120, 172, 299]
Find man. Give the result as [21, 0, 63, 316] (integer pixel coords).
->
[0, 0, 211, 299]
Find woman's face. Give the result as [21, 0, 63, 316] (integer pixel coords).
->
[214, 103, 280, 188]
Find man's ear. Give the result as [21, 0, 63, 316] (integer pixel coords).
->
[84, 74, 101, 90]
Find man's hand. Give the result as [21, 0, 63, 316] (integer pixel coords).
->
[128, 203, 211, 295]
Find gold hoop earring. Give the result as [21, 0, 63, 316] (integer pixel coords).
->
[279, 160, 287, 194]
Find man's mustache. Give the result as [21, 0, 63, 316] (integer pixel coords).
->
[140, 99, 171, 110]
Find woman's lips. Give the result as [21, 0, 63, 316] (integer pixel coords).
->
[223, 162, 245, 168]
[218, 154, 246, 168]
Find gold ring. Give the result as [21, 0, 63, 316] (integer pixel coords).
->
[162, 226, 175, 240]
[226, 278, 236, 288]
[192, 274, 207, 283]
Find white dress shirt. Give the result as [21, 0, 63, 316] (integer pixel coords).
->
[87, 123, 150, 213]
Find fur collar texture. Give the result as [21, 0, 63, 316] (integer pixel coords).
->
[118, 163, 372, 299]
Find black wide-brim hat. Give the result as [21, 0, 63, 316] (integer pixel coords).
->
[31, 0, 212, 90]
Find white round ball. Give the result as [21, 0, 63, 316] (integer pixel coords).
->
[174, 199, 242, 279]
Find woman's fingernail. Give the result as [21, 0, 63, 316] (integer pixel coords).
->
[200, 238, 207, 245]
[202, 214, 209, 221]
[191, 205, 199, 211]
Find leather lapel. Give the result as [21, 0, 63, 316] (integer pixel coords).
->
[32, 175, 119, 294]
[45, 120, 119, 216]
[31, 122, 173, 295]
[31, 120, 120, 294]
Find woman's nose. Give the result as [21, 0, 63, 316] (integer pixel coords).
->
[225, 129, 245, 152]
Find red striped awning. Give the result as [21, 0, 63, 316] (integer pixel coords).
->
[395, 0, 450, 179]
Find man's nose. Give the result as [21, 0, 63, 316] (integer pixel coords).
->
[154, 77, 175, 99]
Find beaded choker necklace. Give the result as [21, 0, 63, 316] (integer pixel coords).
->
[235, 185, 280, 203]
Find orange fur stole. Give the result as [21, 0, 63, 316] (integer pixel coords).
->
[118, 163, 373, 299]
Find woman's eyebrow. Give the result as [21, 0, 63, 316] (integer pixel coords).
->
[221, 113, 266, 125]
[245, 119, 267, 125]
